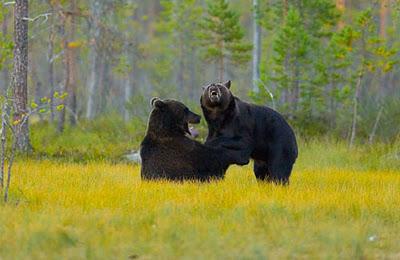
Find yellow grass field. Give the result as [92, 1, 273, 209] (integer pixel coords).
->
[0, 156, 399, 259]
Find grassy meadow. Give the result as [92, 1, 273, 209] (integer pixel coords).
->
[0, 140, 399, 259]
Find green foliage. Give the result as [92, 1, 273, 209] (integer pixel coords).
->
[255, 1, 400, 140]
[198, 0, 252, 75]
[30, 116, 146, 162]
[0, 7, 12, 74]
[1, 0, 399, 146]
[260, 0, 340, 124]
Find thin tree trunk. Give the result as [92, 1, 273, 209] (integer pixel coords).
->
[218, 57, 224, 82]
[336, 0, 346, 29]
[86, 49, 98, 119]
[68, 0, 78, 126]
[1, 8, 9, 95]
[13, 0, 31, 153]
[4, 138, 17, 202]
[379, 0, 390, 94]
[252, 0, 261, 93]
[369, 106, 384, 144]
[380, 0, 389, 39]
[124, 77, 131, 122]
[99, 61, 108, 114]
[177, 32, 185, 98]
[292, 57, 300, 114]
[177, 49, 185, 98]
[218, 39, 224, 82]
[47, 3, 55, 122]
[57, 13, 68, 133]
[31, 66, 43, 121]
[0, 100, 9, 188]
[349, 70, 363, 148]
[188, 48, 197, 100]
[283, 0, 288, 17]
[86, 0, 102, 119]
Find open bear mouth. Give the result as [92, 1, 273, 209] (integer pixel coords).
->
[183, 123, 199, 138]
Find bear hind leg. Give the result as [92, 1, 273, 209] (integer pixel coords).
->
[266, 161, 293, 185]
[253, 160, 269, 181]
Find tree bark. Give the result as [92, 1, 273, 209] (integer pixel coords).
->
[177, 41, 185, 98]
[292, 57, 300, 114]
[252, 0, 261, 93]
[188, 48, 197, 100]
[369, 106, 384, 144]
[30, 65, 43, 121]
[68, 0, 78, 126]
[218, 57, 224, 82]
[349, 70, 363, 148]
[218, 38, 224, 82]
[47, 1, 55, 122]
[336, 0, 346, 29]
[57, 14, 68, 133]
[380, 0, 389, 39]
[13, 0, 31, 153]
[1, 8, 9, 94]
[86, 47, 98, 119]
[176, 12, 185, 99]
[124, 77, 131, 122]
[86, 0, 102, 119]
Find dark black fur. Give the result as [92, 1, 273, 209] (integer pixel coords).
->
[140, 98, 249, 181]
[201, 81, 298, 184]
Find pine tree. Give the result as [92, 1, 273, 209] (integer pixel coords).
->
[157, 0, 203, 99]
[13, 0, 31, 153]
[264, 0, 339, 122]
[199, 0, 252, 81]
[270, 8, 310, 117]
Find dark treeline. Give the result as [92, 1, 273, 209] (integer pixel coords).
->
[0, 0, 399, 149]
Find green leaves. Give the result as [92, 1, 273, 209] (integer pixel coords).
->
[56, 105, 65, 111]
[198, 0, 252, 68]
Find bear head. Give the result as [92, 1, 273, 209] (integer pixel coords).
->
[200, 80, 233, 111]
[147, 98, 201, 137]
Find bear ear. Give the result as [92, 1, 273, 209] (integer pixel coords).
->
[150, 97, 159, 107]
[150, 97, 164, 108]
[223, 80, 231, 89]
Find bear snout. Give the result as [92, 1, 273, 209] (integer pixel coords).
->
[187, 112, 201, 124]
[208, 88, 221, 103]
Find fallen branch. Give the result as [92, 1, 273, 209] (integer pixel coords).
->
[369, 106, 384, 145]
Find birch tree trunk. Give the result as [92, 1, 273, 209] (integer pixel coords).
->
[349, 71, 363, 148]
[86, 0, 102, 119]
[13, 0, 31, 153]
[124, 77, 132, 122]
[57, 13, 68, 133]
[252, 0, 261, 93]
[86, 48, 98, 119]
[1, 8, 9, 94]
[47, 1, 55, 122]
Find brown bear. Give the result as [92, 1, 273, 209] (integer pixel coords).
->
[140, 98, 249, 181]
[200, 81, 298, 184]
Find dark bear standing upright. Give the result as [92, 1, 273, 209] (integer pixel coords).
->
[140, 98, 249, 181]
[200, 81, 298, 184]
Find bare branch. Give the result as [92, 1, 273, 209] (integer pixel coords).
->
[3, 1, 15, 6]
[22, 13, 52, 23]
